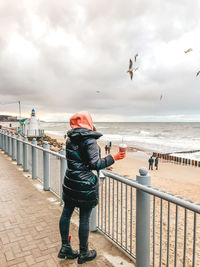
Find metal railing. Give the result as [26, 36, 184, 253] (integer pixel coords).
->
[0, 129, 66, 201]
[0, 129, 200, 267]
[98, 170, 200, 267]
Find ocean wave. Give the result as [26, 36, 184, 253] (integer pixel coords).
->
[134, 130, 150, 136]
[152, 133, 165, 138]
[162, 130, 172, 133]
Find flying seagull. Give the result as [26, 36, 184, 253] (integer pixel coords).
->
[127, 59, 133, 80]
[160, 94, 163, 101]
[134, 53, 138, 62]
[196, 71, 200, 77]
[184, 48, 193, 53]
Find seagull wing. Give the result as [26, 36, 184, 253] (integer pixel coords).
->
[129, 59, 133, 69]
[134, 67, 139, 72]
[184, 48, 193, 53]
[196, 71, 200, 76]
[130, 71, 133, 80]
[134, 53, 138, 62]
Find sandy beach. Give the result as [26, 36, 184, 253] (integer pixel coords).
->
[47, 133, 200, 203]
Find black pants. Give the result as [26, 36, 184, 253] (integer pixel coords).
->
[149, 164, 153, 170]
[59, 204, 93, 249]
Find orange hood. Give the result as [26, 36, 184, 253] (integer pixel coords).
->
[70, 111, 93, 131]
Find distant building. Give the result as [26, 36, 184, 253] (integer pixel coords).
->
[0, 115, 18, 122]
[22, 109, 44, 137]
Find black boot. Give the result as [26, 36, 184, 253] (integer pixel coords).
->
[58, 244, 79, 259]
[78, 246, 97, 264]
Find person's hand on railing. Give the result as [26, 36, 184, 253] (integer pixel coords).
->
[113, 151, 126, 161]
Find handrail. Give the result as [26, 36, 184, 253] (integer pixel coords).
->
[102, 170, 200, 213]
[3, 133, 65, 159]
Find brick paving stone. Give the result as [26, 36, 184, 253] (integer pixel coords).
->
[1, 235, 10, 245]
[5, 250, 15, 261]
[11, 243, 21, 255]
[15, 251, 32, 258]
[24, 255, 35, 265]
[31, 248, 42, 259]
[0, 254, 7, 267]
[7, 257, 25, 266]
[35, 254, 51, 263]
[24, 235, 33, 242]
[22, 244, 37, 252]
[30, 263, 47, 267]
[45, 258, 57, 267]
[41, 247, 57, 256]
[17, 263, 28, 267]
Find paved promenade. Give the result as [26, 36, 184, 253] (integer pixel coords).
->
[0, 151, 133, 267]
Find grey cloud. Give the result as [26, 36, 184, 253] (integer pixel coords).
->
[0, 0, 200, 120]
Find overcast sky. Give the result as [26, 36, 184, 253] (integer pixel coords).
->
[0, 0, 200, 122]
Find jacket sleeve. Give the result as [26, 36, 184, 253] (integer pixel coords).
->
[83, 139, 114, 171]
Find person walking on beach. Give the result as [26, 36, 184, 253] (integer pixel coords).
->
[58, 111, 126, 264]
[105, 144, 108, 154]
[109, 141, 112, 149]
[148, 156, 154, 170]
[155, 156, 159, 170]
[107, 144, 111, 154]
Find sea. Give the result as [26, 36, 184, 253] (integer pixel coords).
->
[39, 121, 200, 161]
[1, 121, 200, 160]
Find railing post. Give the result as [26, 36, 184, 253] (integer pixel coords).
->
[43, 141, 50, 191]
[1, 130, 3, 150]
[5, 131, 8, 154]
[136, 167, 151, 267]
[60, 146, 67, 205]
[12, 134, 16, 161]
[0, 130, 2, 149]
[23, 136, 28, 171]
[4, 131, 7, 152]
[90, 171, 105, 232]
[8, 133, 12, 157]
[17, 134, 22, 165]
[32, 138, 37, 179]
[4, 131, 6, 152]
[7, 132, 10, 156]
[2, 131, 5, 151]
[0, 130, 3, 150]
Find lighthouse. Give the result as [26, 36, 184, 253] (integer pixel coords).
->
[23, 109, 44, 137]
[31, 108, 36, 117]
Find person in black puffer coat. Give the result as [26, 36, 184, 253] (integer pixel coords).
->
[58, 111, 126, 264]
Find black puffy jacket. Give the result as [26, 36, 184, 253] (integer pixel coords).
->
[62, 128, 114, 208]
